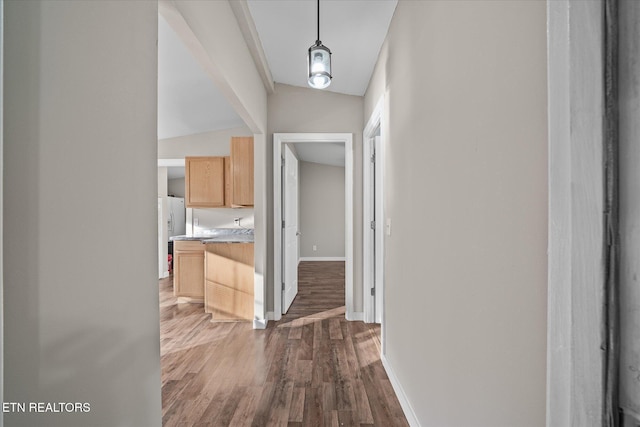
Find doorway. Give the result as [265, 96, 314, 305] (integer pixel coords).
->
[363, 96, 385, 328]
[273, 133, 354, 321]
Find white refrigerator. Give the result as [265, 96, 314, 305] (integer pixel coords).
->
[167, 196, 186, 238]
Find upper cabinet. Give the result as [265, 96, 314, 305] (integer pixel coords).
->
[224, 156, 232, 208]
[231, 137, 254, 207]
[185, 157, 225, 208]
[184, 137, 253, 209]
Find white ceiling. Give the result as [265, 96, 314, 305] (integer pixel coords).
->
[247, 0, 398, 96]
[294, 143, 345, 167]
[158, 1, 396, 171]
[158, 15, 245, 140]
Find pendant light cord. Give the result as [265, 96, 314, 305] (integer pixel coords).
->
[317, 0, 320, 43]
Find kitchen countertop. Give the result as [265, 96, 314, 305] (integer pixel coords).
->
[170, 228, 254, 243]
[201, 234, 254, 244]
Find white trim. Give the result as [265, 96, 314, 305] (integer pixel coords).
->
[547, 1, 606, 425]
[299, 257, 345, 262]
[363, 136, 375, 324]
[363, 95, 386, 342]
[381, 355, 421, 427]
[273, 133, 354, 321]
[252, 318, 268, 329]
[160, 271, 170, 279]
[363, 95, 384, 139]
[346, 311, 364, 322]
[0, 1, 4, 424]
[266, 311, 275, 321]
[157, 158, 185, 168]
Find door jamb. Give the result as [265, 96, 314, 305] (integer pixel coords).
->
[273, 133, 354, 321]
[363, 96, 385, 328]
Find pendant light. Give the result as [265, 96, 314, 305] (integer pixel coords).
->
[307, 0, 332, 89]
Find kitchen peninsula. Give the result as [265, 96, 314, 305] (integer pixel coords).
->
[171, 228, 254, 321]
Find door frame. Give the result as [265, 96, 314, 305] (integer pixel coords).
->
[281, 143, 300, 313]
[363, 95, 385, 326]
[273, 133, 354, 321]
[546, 1, 608, 424]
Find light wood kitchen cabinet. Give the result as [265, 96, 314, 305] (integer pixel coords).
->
[204, 243, 254, 320]
[224, 156, 231, 207]
[173, 240, 205, 302]
[230, 137, 254, 207]
[185, 157, 225, 208]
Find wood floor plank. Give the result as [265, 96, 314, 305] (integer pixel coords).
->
[228, 386, 262, 427]
[288, 386, 306, 423]
[353, 378, 375, 424]
[302, 386, 323, 427]
[329, 318, 343, 340]
[159, 261, 408, 426]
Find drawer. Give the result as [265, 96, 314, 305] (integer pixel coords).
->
[174, 240, 205, 252]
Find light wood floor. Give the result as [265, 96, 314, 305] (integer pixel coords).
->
[160, 261, 408, 426]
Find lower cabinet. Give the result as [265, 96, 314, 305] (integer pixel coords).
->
[173, 240, 205, 301]
[204, 243, 254, 320]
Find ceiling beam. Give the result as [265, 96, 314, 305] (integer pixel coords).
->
[229, 0, 276, 94]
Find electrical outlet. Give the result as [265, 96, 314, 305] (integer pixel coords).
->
[386, 218, 391, 236]
[234, 218, 241, 227]
[313, 245, 317, 251]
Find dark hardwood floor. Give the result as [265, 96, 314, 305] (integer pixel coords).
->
[160, 261, 408, 426]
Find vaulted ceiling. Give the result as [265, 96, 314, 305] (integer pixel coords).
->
[246, 0, 397, 96]
[158, 0, 397, 161]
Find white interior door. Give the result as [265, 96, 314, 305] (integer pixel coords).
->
[282, 144, 299, 313]
[374, 136, 383, 323]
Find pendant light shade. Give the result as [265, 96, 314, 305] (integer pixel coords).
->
[308, 42, 332, 89]
[307, 0, 332, 89]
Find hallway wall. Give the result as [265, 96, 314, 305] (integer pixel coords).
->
[364, 1, 548, 425]
[299, 161, 345, 259]
[3, 1, 161, 425]
[267, 83, 364, 315]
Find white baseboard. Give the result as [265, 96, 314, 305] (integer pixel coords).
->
[299, 257, 346, 262]
[266, 311, 275, 321]
[160, 271, 170, 279]
[252, 318, 268, 329]
[346, 311, 364, 321]
[381, 354, 421, 427]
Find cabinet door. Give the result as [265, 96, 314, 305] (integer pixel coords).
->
[204, 243, 254, 320]
[173, 241, 205, 300]
[230, 137, 254, 206]
[224, 156, 231, 207]
[185, 157, 225, 208]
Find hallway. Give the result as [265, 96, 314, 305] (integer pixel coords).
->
[160, 261, 408, 426]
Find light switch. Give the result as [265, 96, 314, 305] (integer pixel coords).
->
[194, 218, 199, 226]
[386, 218, 392, 236]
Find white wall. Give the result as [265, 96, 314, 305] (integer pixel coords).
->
[299, 161, 345, 258]
[267, 83, 364, 314]
[4, 1, 161, 426]
[364, 1, 548, 426]
[157, 126, 251, 159]
[167, 178, 185, 197]
[192, 208, 255, 231]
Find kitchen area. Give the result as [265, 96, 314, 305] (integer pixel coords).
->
[162, 136, 255, 321]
